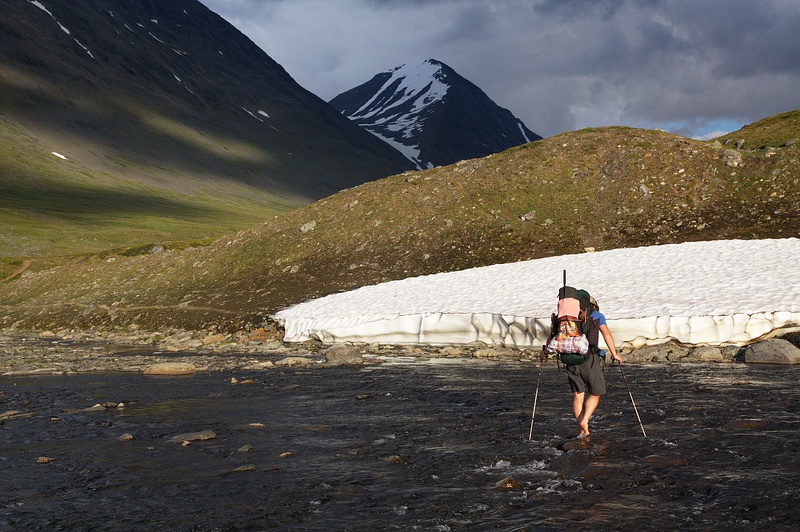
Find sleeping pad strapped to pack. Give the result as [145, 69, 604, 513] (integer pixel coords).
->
[546, 285, 599, 365]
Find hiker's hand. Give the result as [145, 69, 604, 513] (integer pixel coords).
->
[612, 352, 622, 362]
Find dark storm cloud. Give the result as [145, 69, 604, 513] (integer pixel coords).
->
[200, 0, 799, 138]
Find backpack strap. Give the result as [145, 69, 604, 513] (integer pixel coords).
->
[582, 314, 601, 355]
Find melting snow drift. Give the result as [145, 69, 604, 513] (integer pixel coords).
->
[274, 239, 800, 348]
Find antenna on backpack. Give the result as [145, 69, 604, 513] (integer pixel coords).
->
[563, 269, 566, 288]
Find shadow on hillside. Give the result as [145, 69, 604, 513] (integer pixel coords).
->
[0, 180, 224, 222]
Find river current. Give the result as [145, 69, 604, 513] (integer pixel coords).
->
[1, 356, 798, 530]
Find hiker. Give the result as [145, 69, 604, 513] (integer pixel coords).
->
[545, 284, 622, 438]
[568, 295, 622, 438]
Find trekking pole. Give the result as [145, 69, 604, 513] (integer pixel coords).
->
[528, 349, 545, 440]
[615, 361, 647, 437]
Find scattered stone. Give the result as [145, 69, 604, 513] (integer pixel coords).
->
[142, 362, 196, 375]
[238, 444, 253, 452]
[474, 347, 514, 359]
[384, 455, 403, 463]
[275, 356, 314, 368]
[37, 456, 55, 464]
[243, 361, 275, 370]
[495, 476, 519, 489]
[744, 338, 800, 364]
[169, 430, 217, 443]
[300, 221, 316, 233]
[202, 333, 227, 345]
[279, 452, 293, 458]
[118, 433, 134, 442]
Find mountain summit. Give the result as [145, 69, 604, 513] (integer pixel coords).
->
[329, 59, 542, 169]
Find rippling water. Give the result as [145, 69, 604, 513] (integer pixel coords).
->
[1, 357, 798, 530]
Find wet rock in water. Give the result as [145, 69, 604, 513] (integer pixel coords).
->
[0, 410, 34, 421]
[168, 430, 216, 443]
[744, 339, 800, 364]
[561, 439, 591, 451]
[323, 344, 364, 366]
[238, 444, 253, 452]
[495, 476, 519, 489]
[142, 362, 196, 375]
[221, 464, 256, 477]
[118, 433, 134, 442]
[36, 456, 55, 464]
[384, 455, 403, 463]
[723, 419, 770, 430]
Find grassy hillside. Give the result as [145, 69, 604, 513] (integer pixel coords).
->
[1, 111, 798, 332]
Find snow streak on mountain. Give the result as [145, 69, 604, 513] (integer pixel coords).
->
[330, 59, 541, 169]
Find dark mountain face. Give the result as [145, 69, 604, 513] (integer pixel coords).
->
[0, 0, 413, 201]
[329, 59, 542, 169]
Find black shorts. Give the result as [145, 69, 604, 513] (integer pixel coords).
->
[566, 353, 606, 396]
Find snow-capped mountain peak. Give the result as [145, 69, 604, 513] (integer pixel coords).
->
[351, 60, 449, 122]
[330, 59, 541, 170]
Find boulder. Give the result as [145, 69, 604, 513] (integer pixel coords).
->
[722, 150, 742, 167]
[323, 344, 363, 366]
[687, 346, 724, 363]
[744, 339, 800, 365]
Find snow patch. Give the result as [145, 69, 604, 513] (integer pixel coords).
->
[275, 239, 800, 348]
[351, 60, 449, 121]
[242, 107, 264, 122]
[29, 0, 70, 35]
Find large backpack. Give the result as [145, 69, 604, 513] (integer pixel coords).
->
[546, 282, 600, 365]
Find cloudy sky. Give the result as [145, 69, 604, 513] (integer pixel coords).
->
[200, 0, 799, 139]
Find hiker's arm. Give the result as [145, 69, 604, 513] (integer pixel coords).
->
[599, 324, 622, 362]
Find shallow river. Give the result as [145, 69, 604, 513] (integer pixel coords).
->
[1, 356, 799, 530]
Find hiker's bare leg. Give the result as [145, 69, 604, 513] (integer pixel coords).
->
[572, 392, 585, 420]
[575, 394, 600, 436]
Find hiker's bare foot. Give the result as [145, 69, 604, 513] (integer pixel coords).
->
[578, 419, 590, 435]
[576, 432, 590, 441]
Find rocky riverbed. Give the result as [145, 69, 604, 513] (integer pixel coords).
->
[2, 349, 800, 530]
[2, 327, 800, 376]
